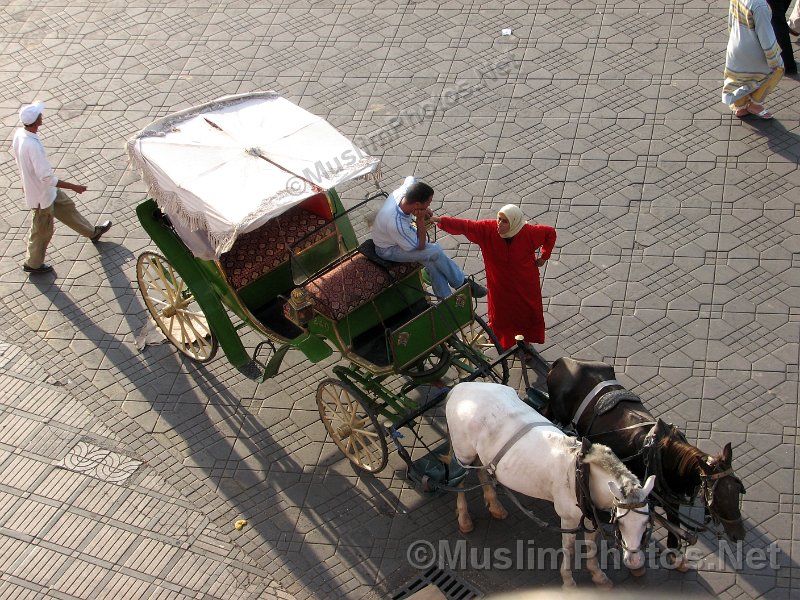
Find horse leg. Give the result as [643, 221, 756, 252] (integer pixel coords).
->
[455, 481, 474, 533]
[665, 505, 689, 572]
[477, 468, 508, 521]
[583, 528, 613, 588]
[560, 531, 577, 589]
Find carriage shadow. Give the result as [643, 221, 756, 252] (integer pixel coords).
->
[22, 243, 400, 598]
[27, 243, 793, 598]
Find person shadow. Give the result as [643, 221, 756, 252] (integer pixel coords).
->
[742, 115, 800, 163]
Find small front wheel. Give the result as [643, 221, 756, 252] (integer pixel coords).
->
[136, 252, 218, 362]
[316, 378, 388, 473]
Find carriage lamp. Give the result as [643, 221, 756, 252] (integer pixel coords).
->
[287, 287, 315, 325]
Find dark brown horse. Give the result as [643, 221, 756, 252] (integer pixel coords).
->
[544, 356, 746, 570]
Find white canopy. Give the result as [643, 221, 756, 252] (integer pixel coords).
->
[127, 91, 380, 259]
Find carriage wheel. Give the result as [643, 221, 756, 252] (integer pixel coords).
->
[397, 343, 452, 382]
[316, 378, 388, 473]
[453, 315, 509, 384]
[136, 252, 218, 363]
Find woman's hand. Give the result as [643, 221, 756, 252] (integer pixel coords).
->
[535, 257, 547, 267]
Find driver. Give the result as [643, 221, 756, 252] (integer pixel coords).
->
[371, 176, 487, 300]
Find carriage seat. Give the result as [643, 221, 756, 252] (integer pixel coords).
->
[220, 206, 331, 290]
[302, 251, 420, 321]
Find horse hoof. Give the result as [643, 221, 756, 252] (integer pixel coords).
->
[666, 553, 689, 573]
[489, 507, 508, 520]
[630, 566, 646, 577]
[595, 578, 614, 590]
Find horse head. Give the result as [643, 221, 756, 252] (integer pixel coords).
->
[697, 442, 746, 542]
[585, 443, 655, 575]
[608, 474, 655, 575]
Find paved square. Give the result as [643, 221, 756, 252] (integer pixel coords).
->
[0, 1, 798, 598]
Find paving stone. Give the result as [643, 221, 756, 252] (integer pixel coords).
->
[0, 0, 798, 598]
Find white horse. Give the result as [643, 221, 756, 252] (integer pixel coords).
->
[446, 382, 655, 588]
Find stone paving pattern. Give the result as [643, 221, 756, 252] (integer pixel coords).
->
[0, 0, 798, 598]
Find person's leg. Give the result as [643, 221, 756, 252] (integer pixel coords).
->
[750, 67, 785, 106]
[789, 0, 800, 34]
[52, 189, 95, 238]
[26, 206, 55, 268]
[376, 243, 465, 298]
[730, 93, 752, 116]
[768, 0, 797, 72]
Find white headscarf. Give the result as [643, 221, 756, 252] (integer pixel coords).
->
[498, 204, 526, 238]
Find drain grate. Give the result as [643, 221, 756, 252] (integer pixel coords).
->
[392, 566, 483, 600]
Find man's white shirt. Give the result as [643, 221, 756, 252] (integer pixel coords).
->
[11, 128, 58, 209]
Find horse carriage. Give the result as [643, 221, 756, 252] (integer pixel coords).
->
[128, 92, 745, 588]
[127, 91, 513, 475]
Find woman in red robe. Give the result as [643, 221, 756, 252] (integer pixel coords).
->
[433, 205, 556, 350]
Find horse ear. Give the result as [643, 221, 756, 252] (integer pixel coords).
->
[607, 480, 624, 500]
[722, 442, 733, 465]
[641, 475, 656, 497]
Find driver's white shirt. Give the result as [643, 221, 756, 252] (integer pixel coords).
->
[372, 175, 417, 251]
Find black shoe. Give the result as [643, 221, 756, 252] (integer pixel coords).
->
[90, 220, 112, 242]
[467, 279, 488, 299]
[23, 263, 54, 274]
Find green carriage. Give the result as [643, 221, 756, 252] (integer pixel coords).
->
[128, 92, 511, 474]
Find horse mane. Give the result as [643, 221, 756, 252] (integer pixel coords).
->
[582, 442, 640, 496]
[658, 430, 708, 476]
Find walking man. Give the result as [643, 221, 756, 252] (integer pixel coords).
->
[11, 101, 112, 274]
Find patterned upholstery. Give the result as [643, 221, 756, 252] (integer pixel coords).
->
[220, 207, 331, 290]
[304, 253, 420, 321]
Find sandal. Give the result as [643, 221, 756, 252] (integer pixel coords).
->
[733, 106, 749, 118]
[747, 103, 773, 119]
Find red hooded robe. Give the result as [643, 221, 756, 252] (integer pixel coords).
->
[437, 217, 556, 349]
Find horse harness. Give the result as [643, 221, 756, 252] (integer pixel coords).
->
[571, 380, 655, 443]
[481, 422, 648, 536]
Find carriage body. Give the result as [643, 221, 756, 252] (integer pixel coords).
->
[130, 92, 511, 474]
[135, 189, 478, 379]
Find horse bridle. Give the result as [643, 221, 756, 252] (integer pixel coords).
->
[610, 497, 652, 552]
[699, 464, 746, 526]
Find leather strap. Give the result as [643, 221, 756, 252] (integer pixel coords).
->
[571, 379, 620, 427]
[487, 421, 552, 473]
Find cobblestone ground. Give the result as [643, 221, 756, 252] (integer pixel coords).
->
[0, 1, 798, 599]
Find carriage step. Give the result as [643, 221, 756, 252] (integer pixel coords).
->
[406, 441, 466, 495]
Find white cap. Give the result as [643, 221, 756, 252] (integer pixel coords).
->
[19, 101, 45, 126]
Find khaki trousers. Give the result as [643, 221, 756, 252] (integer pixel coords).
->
[731, 67, 785, 108]
[26, 189, 95, 268]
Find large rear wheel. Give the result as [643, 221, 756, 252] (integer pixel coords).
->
[136, 252, 218, 362]
[316, 378, 388, 473]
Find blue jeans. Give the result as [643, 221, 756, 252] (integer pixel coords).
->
[376, 242, 465, 299]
